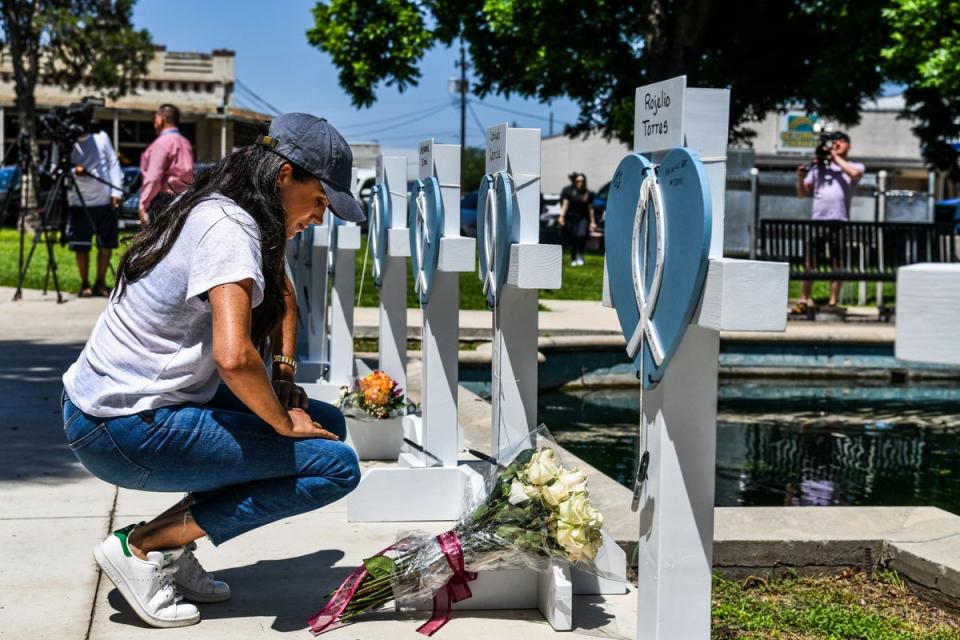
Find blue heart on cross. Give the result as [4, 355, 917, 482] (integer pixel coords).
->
[369, 181, 392, 288]
[326, 216, 346, 277]
[604, 148, 712, 389]
[408, 176, 442, 304]
[476, 172, 515, 310]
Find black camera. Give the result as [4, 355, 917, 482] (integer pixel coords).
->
[814, 132, 837, 164]
[39, 101, 96, 146]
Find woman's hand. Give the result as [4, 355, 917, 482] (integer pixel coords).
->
[279, 408, 340, 440]
[273, 380, 308, 410]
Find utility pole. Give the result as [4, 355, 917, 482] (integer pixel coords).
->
[457, 38, 468, 172]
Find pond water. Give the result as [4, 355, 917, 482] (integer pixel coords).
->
[533, 379, 960, 514]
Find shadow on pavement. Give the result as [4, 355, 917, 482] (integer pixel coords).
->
[106, 549, 351, 632]
[105, 549, 619, 634]
[0, 339, 89, 483]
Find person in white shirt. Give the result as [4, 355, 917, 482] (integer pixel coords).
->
[61, 114, 367, 628]
[65, 107, 124, 297]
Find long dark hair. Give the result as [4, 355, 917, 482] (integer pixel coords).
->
[116, 144, 312, 346]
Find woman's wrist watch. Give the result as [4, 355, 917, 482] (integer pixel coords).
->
[272, 355, 297, 375]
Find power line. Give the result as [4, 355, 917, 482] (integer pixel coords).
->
[467, 102, 486, 135]
[235, 80, 282, 115]
[343, 103, 453, 137]
[473, 99, 571, 126]
[336, 100, 451, 131]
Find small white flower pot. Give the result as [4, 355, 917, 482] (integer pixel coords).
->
[345, 414, 405, 461]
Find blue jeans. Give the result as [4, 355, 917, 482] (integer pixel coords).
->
[62, 385, 360, 545]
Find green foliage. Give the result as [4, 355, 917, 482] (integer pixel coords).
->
[461, 146, 486, 195]
[353, 234, 607, 310]
[306, 0, 434, 108]
[0, 0, 152, 100]
[362, 554, 395, 581]
[882, 0, 960, 178]
[711, 571, 960, 639]
[0, 228, 129, 292]
[306, 1, 888, 145]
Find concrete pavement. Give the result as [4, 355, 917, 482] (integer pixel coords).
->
[2, 287, 957, 639]
[0, 289, 635, 639]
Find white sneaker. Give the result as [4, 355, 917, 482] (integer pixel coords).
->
[576, 257, 585, 266]
[175, 542, 231, 603]
[93, 528, 200, 628]
[570, 259, 579, 267]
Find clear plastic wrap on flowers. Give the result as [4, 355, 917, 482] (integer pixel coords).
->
[309, 424, 620, 636]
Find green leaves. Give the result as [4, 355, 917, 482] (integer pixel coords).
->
[362, 554, 395, 581]
[307, 0, 434, 107]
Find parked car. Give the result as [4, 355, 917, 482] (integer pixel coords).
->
[0, 165, 22, 226]
[117, 162, 215, 230]
[539, 192, 562, 244]
[460, 190, 478, 237]
[118, 166, 142, 230]
[593, 181, 610, 224]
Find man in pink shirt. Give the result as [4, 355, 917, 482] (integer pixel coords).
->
[139, 103, 194, 225]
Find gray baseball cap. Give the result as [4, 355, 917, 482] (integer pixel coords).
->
[258, 113, 366, 223]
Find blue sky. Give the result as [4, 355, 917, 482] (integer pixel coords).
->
[133, 0, 581, 150]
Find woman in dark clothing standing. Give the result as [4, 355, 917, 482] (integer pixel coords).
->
[558, 173, 596, 267]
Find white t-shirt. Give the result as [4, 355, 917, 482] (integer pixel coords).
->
[68, 131, 124, 207]
[63, 195, 265, 417]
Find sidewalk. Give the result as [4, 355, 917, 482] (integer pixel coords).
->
[0, 288, 635, 639]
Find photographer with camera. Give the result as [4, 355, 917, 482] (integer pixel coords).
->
[795, 130, 864, 312]
[64, 103, 124, 298]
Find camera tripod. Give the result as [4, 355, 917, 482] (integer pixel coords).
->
[10, 135, 121, 303]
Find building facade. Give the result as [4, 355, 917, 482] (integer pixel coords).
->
[0, 46, 274, 166]
[540, 95, 938, 195]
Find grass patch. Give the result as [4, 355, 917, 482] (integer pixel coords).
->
[353, 234, 605, 310]
[0, 228, 130, 293]
[353, 337, 484, 353]
[787, 280, 896, 307]
[712, 569, 960, 639]
[5, 227, 894, 310]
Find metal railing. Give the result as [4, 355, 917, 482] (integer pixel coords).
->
[758, 219, 958, 281]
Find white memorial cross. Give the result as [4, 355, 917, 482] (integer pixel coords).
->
[895, 264, 960, 366]
[297, 169, 361, 403]
[602, 76, 789, 640]
[347, 143, 486, 522]
[481, 123, 561, 456]
[371, 155, 410, 390]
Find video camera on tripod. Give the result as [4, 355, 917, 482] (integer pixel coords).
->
[11, 96, 125, 303]
[39, 101, 96, 149]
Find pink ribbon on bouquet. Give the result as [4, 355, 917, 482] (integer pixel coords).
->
[307, 531, 476, 637]
[307, 542, 398, 636]
[416, 530, 478, 636]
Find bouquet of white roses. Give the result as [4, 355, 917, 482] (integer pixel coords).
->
[308, 430, 610, 636]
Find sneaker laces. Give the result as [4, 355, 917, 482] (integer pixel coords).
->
[179, 543, 214, 587]
[152, 561, 185, 608]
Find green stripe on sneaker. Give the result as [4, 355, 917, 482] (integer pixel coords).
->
[112, 521, 145, 558]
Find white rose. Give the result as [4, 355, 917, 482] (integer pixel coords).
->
[559, 493, 604, 529]
[580, 528, 604, 562]
[508, 479, 532, 505]
[556, 520, 589, 562]
[524, 483, 541, 501]
[557, 468, 587, 494]
[526, 449, 559, 486]
[542, 480, 569, 507]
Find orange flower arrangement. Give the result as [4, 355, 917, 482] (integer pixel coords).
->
[340, 370, 406, 419]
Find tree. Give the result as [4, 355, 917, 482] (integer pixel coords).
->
[882, 0, 960, 178]
[306, 0, 889, 145]
[0, 0, 152, 204]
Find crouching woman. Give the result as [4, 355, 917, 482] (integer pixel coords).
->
[61, 114, 366, 628]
